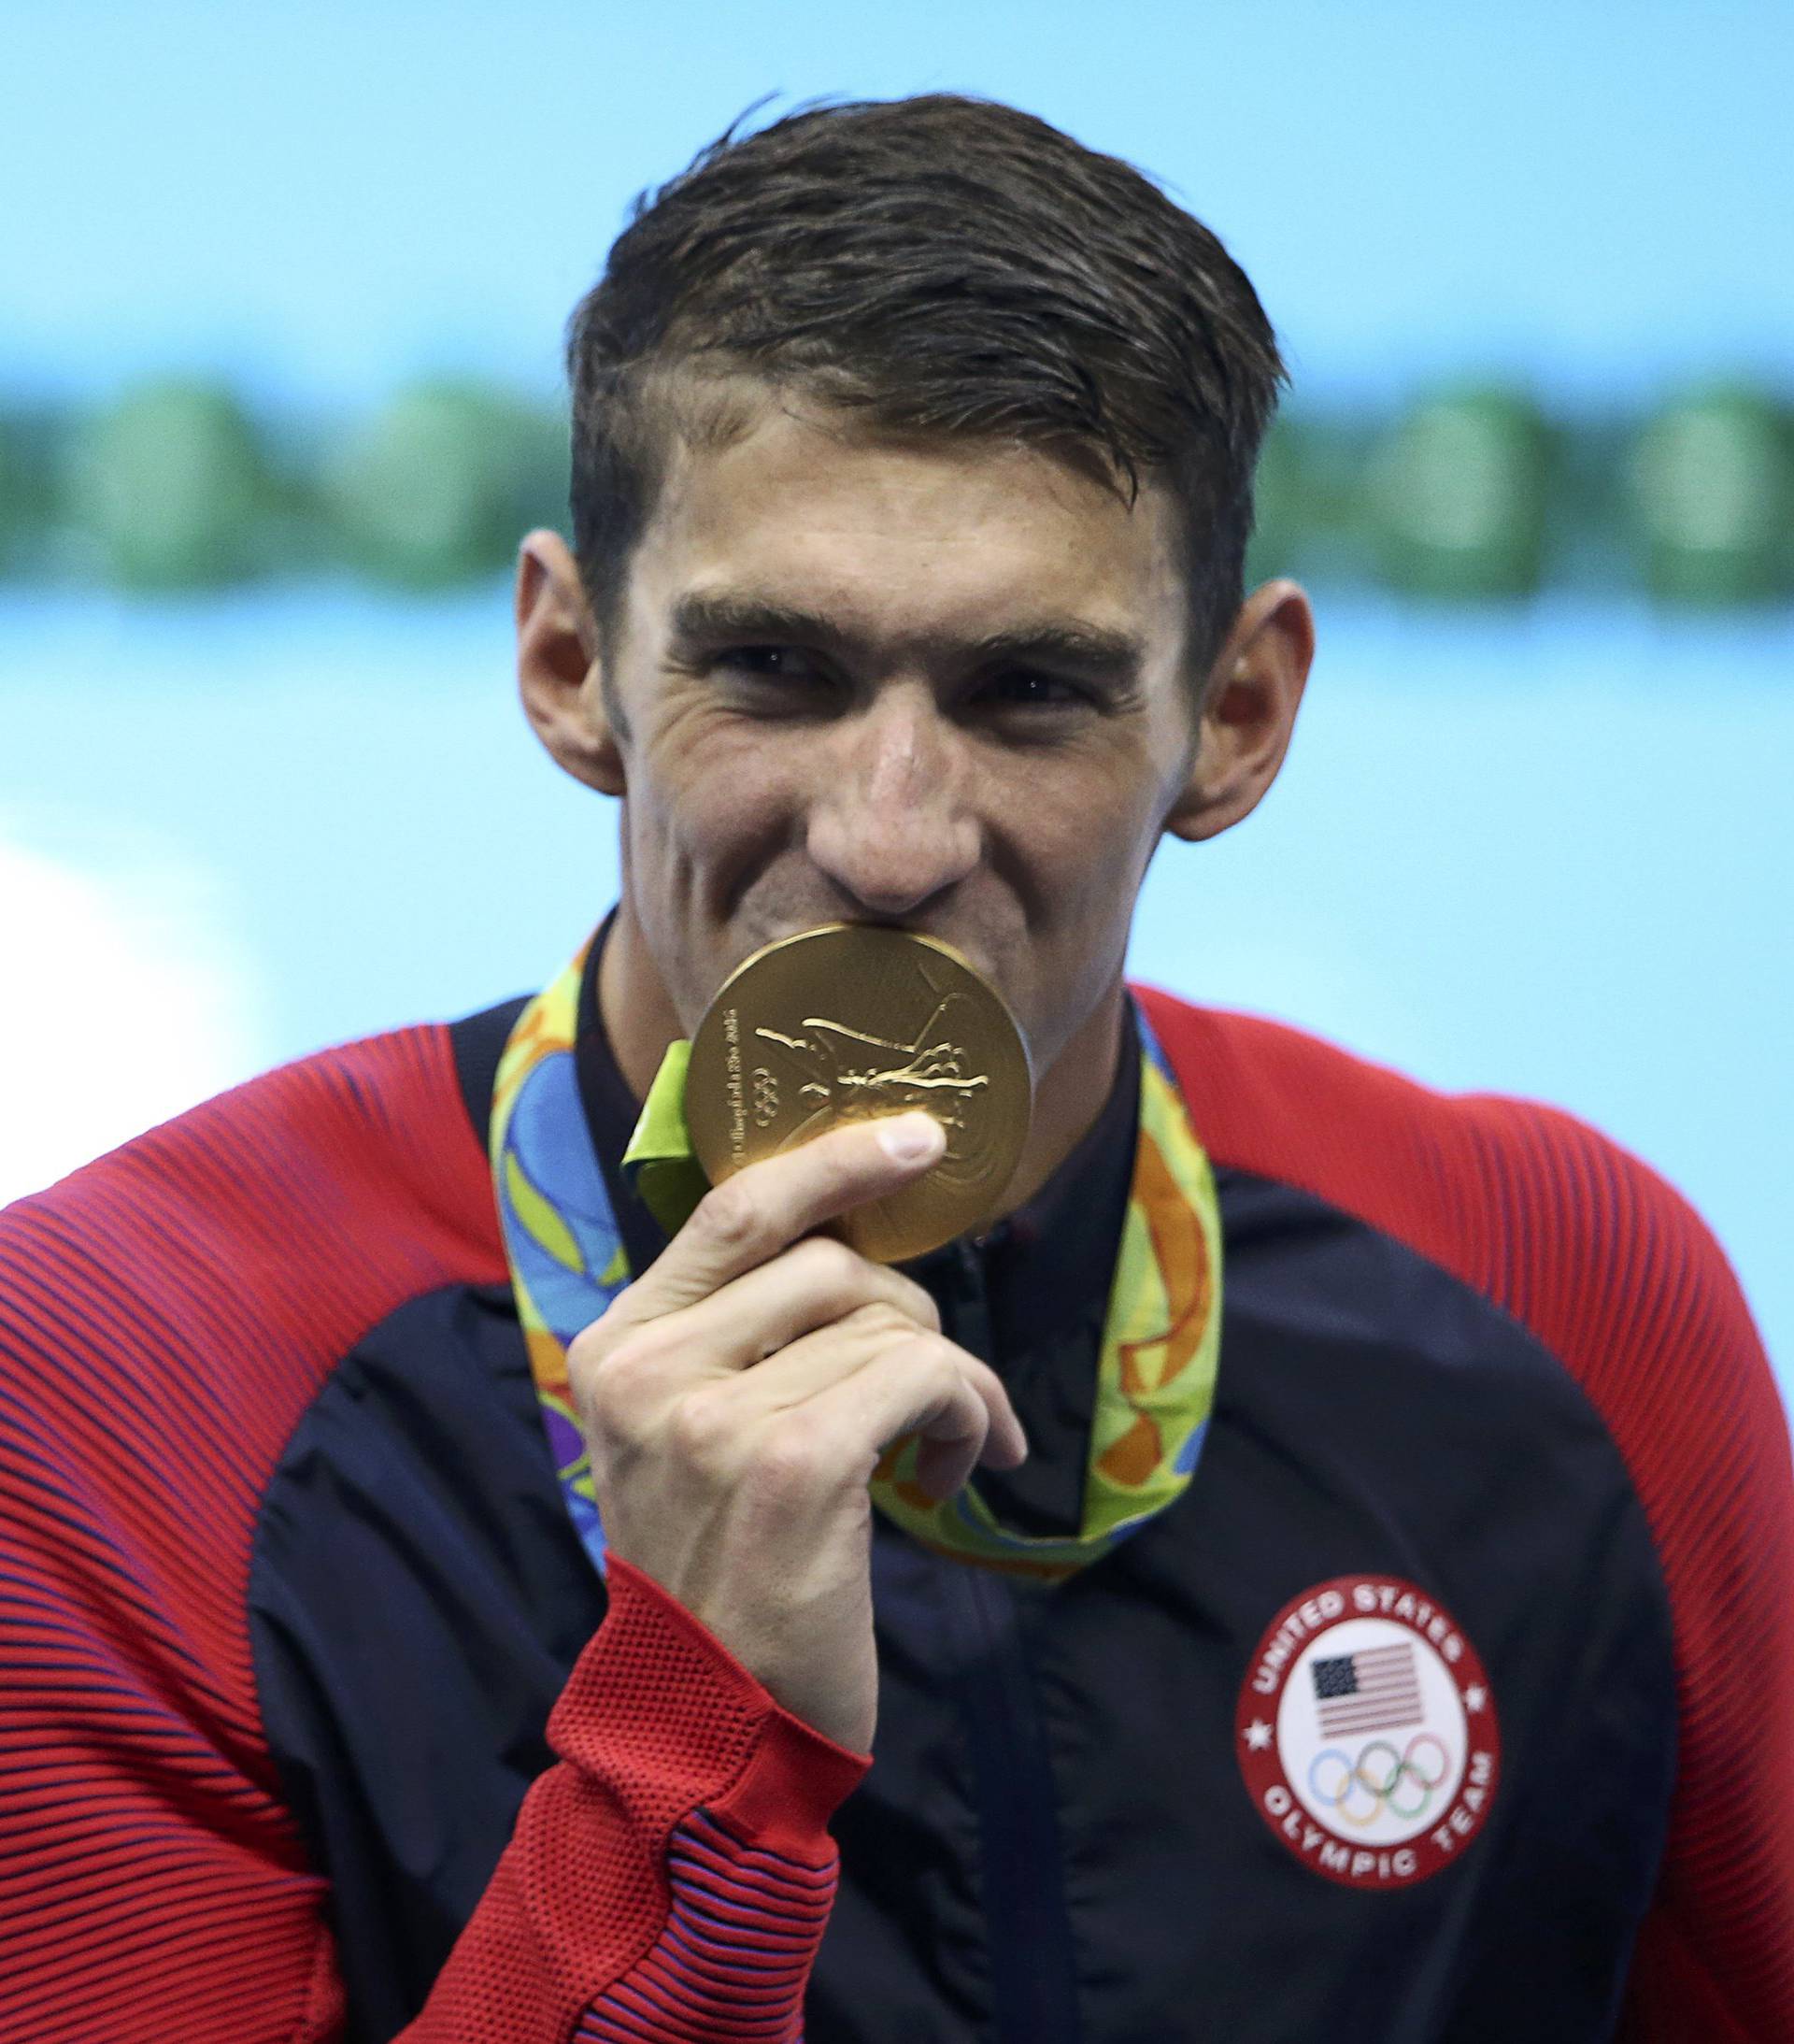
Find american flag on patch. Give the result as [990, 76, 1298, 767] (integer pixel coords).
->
[1311, 1643, 1424, 1737]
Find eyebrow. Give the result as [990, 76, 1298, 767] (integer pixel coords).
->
[666, 589, 1147, 684]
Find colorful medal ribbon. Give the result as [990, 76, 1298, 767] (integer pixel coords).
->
[491, 936, 1223, 1582]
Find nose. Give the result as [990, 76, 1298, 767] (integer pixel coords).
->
[804, 687, 982, 918]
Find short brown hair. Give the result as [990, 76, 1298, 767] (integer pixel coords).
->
[565, 93, 1286, 674]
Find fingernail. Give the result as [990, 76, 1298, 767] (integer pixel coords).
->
[877, 1112, 945, 1164]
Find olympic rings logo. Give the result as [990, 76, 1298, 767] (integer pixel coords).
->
[750, 1067, 780, 1128]
[1307, 1734, 1450, 1826]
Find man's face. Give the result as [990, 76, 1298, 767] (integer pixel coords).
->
[598, 393, 1207, 1077]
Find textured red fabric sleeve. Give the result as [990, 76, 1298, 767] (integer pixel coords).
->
[0, 1025, 506, 2042]
[0, 1023, 867, 2042]
[400, 1555, 868, 2044]
[1139, 987, 1794, 2041]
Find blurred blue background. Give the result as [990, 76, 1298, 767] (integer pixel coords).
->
[1, 1, 1788, 1388]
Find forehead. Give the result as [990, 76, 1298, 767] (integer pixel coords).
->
[624, 391, 1188, 655]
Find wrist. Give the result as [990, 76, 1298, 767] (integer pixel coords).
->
[550, 1556, 870, 1845]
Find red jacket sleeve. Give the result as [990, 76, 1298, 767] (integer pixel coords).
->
[1592, 1185, 1794, 2041]
[0, 1358, 861, 2043]
[0, 1028, 865, 2042]
[399, 1558, 867, 2044]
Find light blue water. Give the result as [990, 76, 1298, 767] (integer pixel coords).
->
[2, 588, 1787, 1394]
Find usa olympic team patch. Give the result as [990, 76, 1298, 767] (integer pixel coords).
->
[1236, 1575, 1501, 1890]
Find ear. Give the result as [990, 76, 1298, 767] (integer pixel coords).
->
[515, 529, 626, 796]
[1163, 579, 1314, 844]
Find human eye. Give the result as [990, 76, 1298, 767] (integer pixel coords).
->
[715, 644, 846, 691]
[704, 644, 844, 711]
[712, 644, 818, 680]
[975, 667, 1088, 713]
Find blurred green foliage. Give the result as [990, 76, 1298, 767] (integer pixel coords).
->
[3, 372, 1788, 606]
[0, 411, 56, 573]
[322, 379, 570, 588]
[1365, 387, 1553, 600]
[1630, 384, 1794, 604]
[64, 379, 278, 589]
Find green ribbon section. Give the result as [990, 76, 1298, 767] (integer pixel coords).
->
[619, 1039, 711, 1237]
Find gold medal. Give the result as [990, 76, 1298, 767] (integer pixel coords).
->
[685, 923, 1033, 1263]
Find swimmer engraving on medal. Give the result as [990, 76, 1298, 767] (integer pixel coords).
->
[752, 985, 990, 1156]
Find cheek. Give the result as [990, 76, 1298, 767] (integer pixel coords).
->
[626, 723, 799, 901]
[992, 752, 1168, 908]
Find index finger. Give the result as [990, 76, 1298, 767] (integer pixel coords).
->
[620, 1110, 947, 1321]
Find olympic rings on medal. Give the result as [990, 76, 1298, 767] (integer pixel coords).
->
[1307, 1732, 1453, 1826]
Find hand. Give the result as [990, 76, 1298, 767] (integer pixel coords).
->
[567, 1111, 1028, 1753]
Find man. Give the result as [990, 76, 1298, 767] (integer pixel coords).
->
[1, 93, 1789, 2044]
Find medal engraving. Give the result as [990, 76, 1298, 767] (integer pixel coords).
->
[687, 925, 1032, 1262]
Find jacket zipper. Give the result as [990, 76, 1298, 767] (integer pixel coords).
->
[936, 1237, 1083, 2044]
